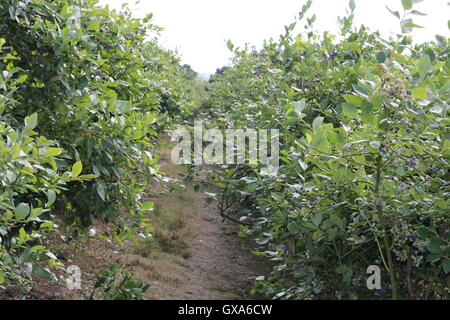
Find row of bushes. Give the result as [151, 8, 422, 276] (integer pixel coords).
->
[0, 0, 190, 293]
[201, 0, 449, 299]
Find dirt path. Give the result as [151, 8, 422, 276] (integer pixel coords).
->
[136, 141, 269, 299]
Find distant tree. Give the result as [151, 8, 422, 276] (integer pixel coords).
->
[208, 66, 230, 83]
[182, 64, 198, 81]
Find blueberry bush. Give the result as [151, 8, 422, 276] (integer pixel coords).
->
[201, 0, 449, 299]
[0, 0, 190, 293]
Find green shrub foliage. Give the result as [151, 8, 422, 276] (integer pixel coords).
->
[0, 0, 189, 292]
[203, 1, 449, 299]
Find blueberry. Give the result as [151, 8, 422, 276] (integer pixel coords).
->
[406, 89, 412, 95]
[411, 161, 416, 166]
[377, 203, 383, 210]
[404, 165, 410, 171]
[433, 167, 439, 172]
[406, 128, 411, 133]
[404, 160, 410, 165]
[397, 224, 402, 229]
[329, 49, 338, 59]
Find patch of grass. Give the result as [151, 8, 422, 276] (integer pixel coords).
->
[158, 208, 185, 232]
[134, 205, 188, 257]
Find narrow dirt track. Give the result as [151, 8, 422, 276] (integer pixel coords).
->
[140, 142, 269, 299]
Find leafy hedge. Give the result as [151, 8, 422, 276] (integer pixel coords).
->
[0, 0, 189, 292]
[203, 1, 449, 299]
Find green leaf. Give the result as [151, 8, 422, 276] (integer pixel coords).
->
[34, 266, 53, 280]
[402, 20, 424, 33]
[287, 222, 301, 234]
[25, 113, 38, 131]
[410, 10, 427, 16]
[341, 103, 359, 118]
[312, 116, 324, 130]
[115, 100, 131, 113]
[312, 230, 324, 240]
[15, 203, 30, 220]
[343, 94, 363, 107]
[47, 190, 56, 207]
[369, 141, 381, 149]
[31, 207, 44, 218]
[302, 222, 318, 231]
[18, 227, 27, 244]
[418, 55, 431, 77]
[72, 161, 82, 178]
[87, 21, 100, 31]
[429, 105, 443, 114]
[333, 166, 353, 184]
[226, 40, 234, 51]
[386, 6, 400, 19]
[330, 214, 344, 228]
[311, 213, 322, 227]
[293, 99, 306, 115]
[427, 237, 443, 254]
[401, 0, 413, 10]
[140, 201, 154, 211]
[349, 0, 356, 11]
[426, 253, 441, 262]
[311, 130, 330, 152]
[411, 87, 427, 99]
[442, 259, 450, 273]
[352, 84, 370, 98]
[45, 147, 63, 157]
[376, 51, 387, 63]
[418, 227, 435, 239]
[96, 180, 106, 201]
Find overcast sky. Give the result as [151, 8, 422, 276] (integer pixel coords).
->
[98, 0, 450, 75]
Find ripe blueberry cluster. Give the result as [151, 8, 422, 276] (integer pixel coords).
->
[329, 49, 338, 59]
[404, 158, 417, 171]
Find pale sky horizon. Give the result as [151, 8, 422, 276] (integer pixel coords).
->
[98, 0, 450, 75]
